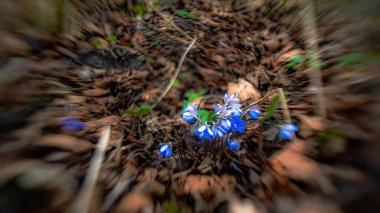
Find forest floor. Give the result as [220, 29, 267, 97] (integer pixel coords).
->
[0, 0, 379, 212]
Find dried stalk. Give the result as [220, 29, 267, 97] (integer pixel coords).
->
[278, 88, 291, 123]
[145, 0, 194, 41]
[299, 0, 326, 118]
[71, 126, 111, 213]
[155, 36, 197, 104]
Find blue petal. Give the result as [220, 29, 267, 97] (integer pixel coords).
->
[283, 123, 299, 132]
[279, 129, 293, 140]
[59, 117, 78, 124]
[248, 110, 260, 119]
[237, 126, 245, 133]
[228, 140, 240, 151]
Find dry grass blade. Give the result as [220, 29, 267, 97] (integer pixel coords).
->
[71, 125, 111, 213]
[299, 0, 326, 118]
[155, 36, 197, 104]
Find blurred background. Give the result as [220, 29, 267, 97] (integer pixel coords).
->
[0, 0, 379, 212]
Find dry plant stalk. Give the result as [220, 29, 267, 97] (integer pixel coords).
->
[299, 0, 326, 118]
[144, 0, 194, 41]
[71, 126, 111, 213]
[156, 36, 197, 104]
[243, 88, 292, 123]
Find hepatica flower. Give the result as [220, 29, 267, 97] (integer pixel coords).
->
[228, 139, 240, 151]
[195, 124, 214, 140]
[59, 117, 85, 131]
[230, 117, 247, 134]
[279, 123, 299, 140]
[212, 125, 225, 139]
[182, 103, 199, 123]
[220, 117, 233, 132]
[248, 106, 261, 119]
[227, 104, 243, 117]
[224, 93, 239, 105]
[159, 144, 172, 157]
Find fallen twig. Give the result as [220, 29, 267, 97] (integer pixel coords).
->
[155, 36, 197, 104]
[144, 0, 194, 42]
[71, 125, 111, 213]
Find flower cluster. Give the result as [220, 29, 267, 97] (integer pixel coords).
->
[59, 117, 85, 131]
[158, 92, 299, 158]
[179, 93, 261, 153]
[190, 93, 256, 142]
[159, 144, 172, 157]
[279, 123, 299, 140]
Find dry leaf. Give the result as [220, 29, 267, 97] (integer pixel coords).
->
[132, 32, 146, 43]
[279, 49, 302, 62]
[35, 134, 94, 153]
[82, 88, 110, 97]
[263, 38, 280, 52]
[212, 54, 225, 66]
[142, 88, 160, 100]
[0, 160, 43, 184]
[299, 115, 326, 131]
[228, 78, 262, 102]
[66, 95, 86, 104]
[270, 144, 335, 194]
[115, 192, 152, 213]
[137, 168, 158, 182]
[82, 22, 104, 35]
[85, 116, 117, 129]
[229, 199, 261, 213]
[183, 175, 236, 199]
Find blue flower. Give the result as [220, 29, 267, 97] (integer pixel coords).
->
[214, 104, 223, 114]
[159, 144, 172, 157]
[182, 111, 195, 123]
[248, 106, 261, 119]
[227, 105, 242, 117]
[194, 124, 214, 140]
[283, 123, 299, 132]
[228, 139, 240, 151]
[212, 125, 225, 139]
[220, 118, 233, 132]
[224, 93, 239, 105]
[184, 103, 199, 114]
[182, 103, 199, 123]
[59, 117, 85, 131]
[230, 117, 247, 133]
[279, 129, 293, 140]
[279, 123, 299, 140]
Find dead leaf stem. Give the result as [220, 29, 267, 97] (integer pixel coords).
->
[155, 36, 197, 104]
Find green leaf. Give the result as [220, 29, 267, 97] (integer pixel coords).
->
[175, 10, 197, 19]
[288, 56, 302, 63]
[132, 3, 148, 17]
[91, 39, 102, 49]
[152, 0, 161, 9]
[106, 35, 118, 43]
[306, 51, 325, 68]
[142, 28, 153, 35]
[337, 53, 364, 65]
[310, 59, 325, 68]
[314, 129, 345, 143]
[175, 10, 188, 16]
[127, 104, 156, 116]
[183, 100, 190, 109]
[184, 89, 206, 102]
[287, 62, 297, 70]
[198, 109, 209, 123]
[172, 79, 180, 87]
[262, 96, 281, 121]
